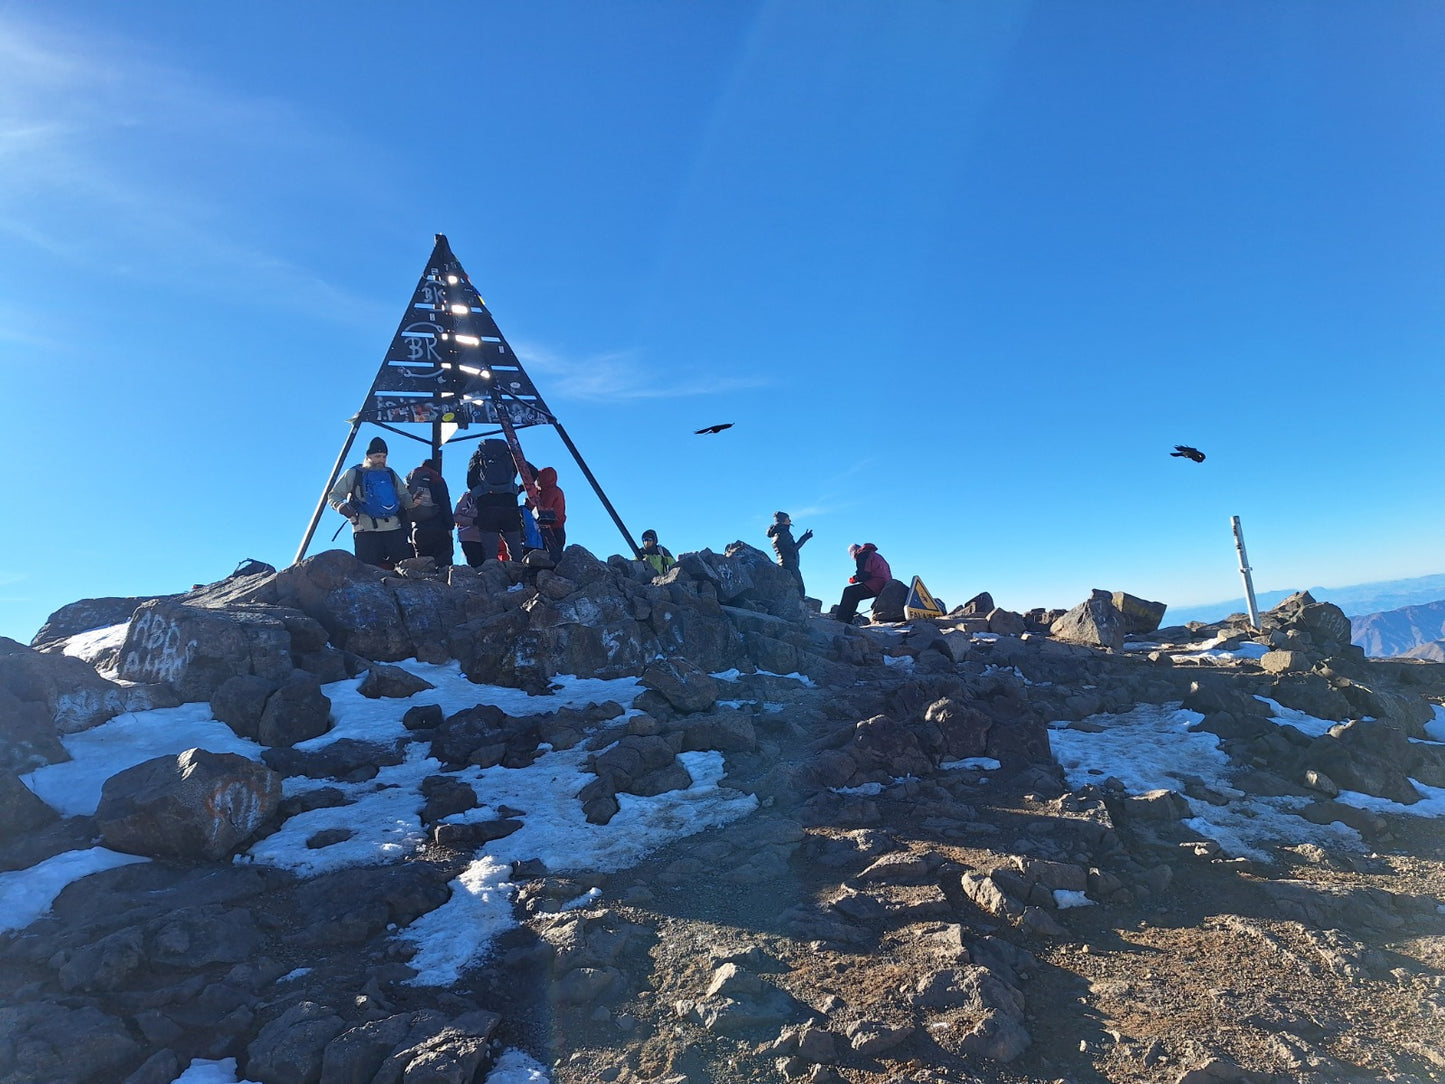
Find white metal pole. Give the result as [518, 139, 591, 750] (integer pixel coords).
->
[1231, 515, 1260, 629]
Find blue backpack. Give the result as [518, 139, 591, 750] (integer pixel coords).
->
[354, 466, 401, 520]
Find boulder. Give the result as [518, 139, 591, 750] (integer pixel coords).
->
[1050, 593, 1126, 650]
[959, 592, 995, 616]
[0, 1003, 143, 1084]
[640, 657, 720, 713]
[526, 582, 655, 679]
[261, 550, 416, 661]
[871, 579, 909, 623]
[257, 675, 333, 747]
[245, 1000, 347, 1084]
[29, 595, 172, 650]
[451, 610, 544, 690]
[0, 684, 68, 773]
[987, 609, 1027, 637]
[371, 1009, 502, 1082]
[1261, 649, 1311, 674]
[0, 769, 59, 839]
[358, 662, 435, 699]
[116, 601, 295, 703]
[1111, 592, 1167, 635]
[932, 631, 974, 663]
[1301, 720, 1423, 805]
[95, 748, 282, 860]
[0, 637, 178, 737]
[210, 674, 279, 741]
[717, 542, 808, 620]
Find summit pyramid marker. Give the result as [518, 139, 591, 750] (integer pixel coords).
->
[295, 235, 638, 563]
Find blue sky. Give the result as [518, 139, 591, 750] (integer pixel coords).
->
[3, 2, 1443, 642]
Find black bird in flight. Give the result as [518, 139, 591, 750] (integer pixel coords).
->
[694, 423, 734, 435]
[1171, 444, 1206, 463]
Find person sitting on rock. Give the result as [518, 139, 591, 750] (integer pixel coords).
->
[833, 542, 890, 624]
[637, 529, 675, 575]
[766, 511, 812, 596]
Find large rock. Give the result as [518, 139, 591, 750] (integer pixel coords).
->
[95, 748, 282, 860]
[1265, 591, 1354, 655]
[0, 768, 59, 839]
[116, 601, 295, 702]
[525, 581, 655, 679]
[245, 1000, 347, 1084]
[871, 579, 909, 623]
[451, 610, 549, 691]
[257, 675, 333, 747]
[1111, 591, 1167, 635]
[258, 550, 416, 661]
[29, 595, 174, 650]
[0, 1002, 143, 1084]
[1050, 592, 1126, 650]
[1300, 720, 1423, 805]
[715, 542, 809, 620]
[0, 637, 177, 738]
[0, 684, 68, 773]
[639, 657, 720, 713]
[210, 674, 279, 741]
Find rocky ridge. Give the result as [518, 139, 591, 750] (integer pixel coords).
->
[2, 543, 1444, 1084]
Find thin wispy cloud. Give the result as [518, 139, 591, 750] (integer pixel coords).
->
[0, 14, 378, 324]
[515, 341, 774, 402]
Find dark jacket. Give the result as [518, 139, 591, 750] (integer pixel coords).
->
[404, 465, 454, 531]
[766, 523, 810, 569]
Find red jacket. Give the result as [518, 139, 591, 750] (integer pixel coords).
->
[533, 466, 566, 527]
[851, 544, 891, 593]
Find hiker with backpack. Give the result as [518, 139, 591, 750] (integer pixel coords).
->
[766, 511, 813, 597]
[452, 489, 487, 567]
[531, 466, 567, 562]
[464, 438, 524, 562]
[404, 459, 454, 567]
[328, 437, 414, 569]
[636, 529, 675, 576]
[833, 542, 891, 625]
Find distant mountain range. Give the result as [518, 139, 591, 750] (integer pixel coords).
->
[1349, 600, 1445, 660]
[1167, 572, 1445, 645]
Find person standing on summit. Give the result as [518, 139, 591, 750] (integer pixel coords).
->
[833, 542, 890, 624]
[329, 437, 414, 569]
[530, 466, 567, 562]
[766, 511, 812, 596]
[466, 439, 525, 562]
[404, 458, 454, 567]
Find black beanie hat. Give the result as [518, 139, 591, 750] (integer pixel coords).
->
[367, 437, 388, 456]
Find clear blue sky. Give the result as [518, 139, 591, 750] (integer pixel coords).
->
[3, 2, 1443, 643]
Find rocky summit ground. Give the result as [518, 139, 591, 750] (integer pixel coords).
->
[2, 547, 1444, 1084]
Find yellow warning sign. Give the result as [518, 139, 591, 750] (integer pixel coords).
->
[904, 575, 944, 619]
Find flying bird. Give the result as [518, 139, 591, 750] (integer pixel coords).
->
[694, 423, 734, 435]
[1171, 445, 1206, 463]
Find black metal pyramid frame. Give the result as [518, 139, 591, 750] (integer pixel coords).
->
[295, 234, 638, 564]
